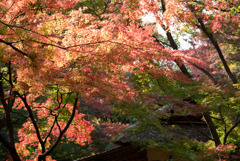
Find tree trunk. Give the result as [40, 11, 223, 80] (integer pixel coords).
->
[160, 0, 221, 147]
[203, 112, 221, 146]
[9, 148, 21, 161]
[198, 18, 237, 84]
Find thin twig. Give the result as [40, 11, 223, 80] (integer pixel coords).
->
[10, 111, 28, 118]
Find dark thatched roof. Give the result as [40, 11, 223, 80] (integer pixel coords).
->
[114, 117, 211, 146]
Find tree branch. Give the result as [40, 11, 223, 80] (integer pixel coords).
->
[197, 18, 237, 84]
[203, 112, 221, 146]
[0, 70, 20, 160]
[0, 132, 21, 160]
[17, 93, 46, 154]
[32, 40, 146, 51]
[186, 116, 214, 141]
[38, 93, 79, 160]
[152, 35, 171, 47]
[191, 63, 219, 85]
[218, 106, 227, 134]
[210, 116, 222, 121]
[43, 116, 57, 144]
[223, 114, 240, 144]
[160, 0, 193, 79]
[0, 38, 28, 57]
[10, 110, 29, 118]
[0, 81, 15, 148]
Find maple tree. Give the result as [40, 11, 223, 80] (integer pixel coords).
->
[0, 0, 169, 160]
[0, 0, 239, 160]
[131, 0, 240, 155]
[0, 0, 137, 160]
[77, 1, 240, 159]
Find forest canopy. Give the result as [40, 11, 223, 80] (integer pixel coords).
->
[0, 0, 239, 160]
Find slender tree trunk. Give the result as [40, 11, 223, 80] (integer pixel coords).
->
[167, 30, 192, 78]
[198, 18, 237, 84]
[203, 112, 221, 146]
[0, 76, 21, 160]
[159, 0, 221, 146]
[166, 29, 222, 146]
[160, 0, 193, 78]
[0, 134, 21, 161]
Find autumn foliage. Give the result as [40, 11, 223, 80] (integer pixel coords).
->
[0, 0, 239, 160]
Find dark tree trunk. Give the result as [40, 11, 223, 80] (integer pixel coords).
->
[8, 148, 21, 161]
[159, 0, 221, 147]
[203, 112, 221, 146]
[197, 18, 237, 84]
